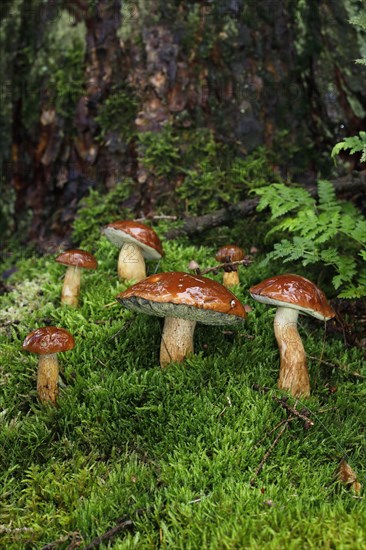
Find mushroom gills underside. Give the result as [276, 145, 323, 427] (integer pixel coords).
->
[118, 296, 245, 325]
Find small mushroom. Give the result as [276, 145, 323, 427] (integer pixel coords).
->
[22, 326, 75, 404]
[55, 249, 97, 307]
[116, 271, 247, 367]
[102, 221, 164, 282]
[249, 274, 335, 398]
[215, 245, 245, 288]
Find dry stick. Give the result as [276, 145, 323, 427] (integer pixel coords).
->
[252, 385, 314, 427]
[250, 422, 290, 485]
[82, 517, 135, 550]
[253, 417, 295, 448]
[272, 396, 314, 427]
[192, 257, 253, 276]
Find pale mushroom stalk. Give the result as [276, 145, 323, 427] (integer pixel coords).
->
[37, 353, 59, 404]
[223, 270, 239, 288]
[160, 317, 196, 368]
[273, 307, 310, 398]
[118, 243, 146, 282]
[56, 249, 97, 307]
[61, 266, 81, 307]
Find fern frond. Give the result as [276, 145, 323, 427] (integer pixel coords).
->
[255, 184, 314, 219]
[317, 180, 337, 209]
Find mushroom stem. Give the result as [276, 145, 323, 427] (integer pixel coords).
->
[160, 317, 197, 368]
[223, 271, 239, 288]
[61, 266, 81, 307]
[273, 307, 310, 398]
[37, 353, 59, 404]
[118, 243, 146, 282]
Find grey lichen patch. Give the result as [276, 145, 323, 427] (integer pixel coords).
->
[0, 275, 54, 327]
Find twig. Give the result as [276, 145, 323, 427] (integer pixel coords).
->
[252, 384, 314, 427]
[83, 509, 147, 550]
[191, 257, 253, 276]
[108, 317, 135, 340]
[272, 396, 314, 427]
[40, 532, 82, 550]
[250, 422, 289, 485]
[253, 417, 295, 447]
[83, 518, 134, 550]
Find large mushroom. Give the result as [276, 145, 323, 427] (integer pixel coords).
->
[22, 326, 75, 404]
[249, 274, 335, 398]
[116, 271, 247, 367]
[215, 245, 245, 288]
[102, 221, 163, 282]
[55, 249, 97, 307]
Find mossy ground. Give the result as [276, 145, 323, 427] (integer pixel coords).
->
[1, 225, 365, 549]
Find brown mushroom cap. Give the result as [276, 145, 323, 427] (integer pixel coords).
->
[249, 274, 335, 321]
[55, 249, 98, 270]
[215, 245, 245, 263]
[117, 272, 247, 325]
[23, 327, 75, 355]
[103, 221, 163, 260]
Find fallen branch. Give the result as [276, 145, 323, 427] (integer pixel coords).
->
[165, 171, 366, 240]
[191, 256, 253, 276]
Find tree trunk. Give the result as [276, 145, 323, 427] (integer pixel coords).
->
[3, 0, 365, 244]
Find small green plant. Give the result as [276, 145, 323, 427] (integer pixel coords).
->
[255, 180, 366, 298]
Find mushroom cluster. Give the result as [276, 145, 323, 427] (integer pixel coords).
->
[20, 215, 336, 406]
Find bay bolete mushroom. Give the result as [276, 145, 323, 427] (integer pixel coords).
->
[215, 245, 245, 288]
[22, 326, 75, 404]
[116, 271, 247, 367]
[249, 274, 335, 398]
[55, 249, 97, 307]
[102, 220, 163, 282]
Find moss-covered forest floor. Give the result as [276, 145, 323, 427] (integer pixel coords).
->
[1, 215, 365, 549]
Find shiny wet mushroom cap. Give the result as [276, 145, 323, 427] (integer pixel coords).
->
[23, 327, 75, 404]
[117, 272, 247, 367]
[249, 273, 335, 321]
[250, 273, 335, 397]
[103, 220, 163, 282]
[55, 249, 97, 307]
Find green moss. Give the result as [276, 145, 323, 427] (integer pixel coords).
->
[95, 85, 138, 143]
[1, 194, 365, 548]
